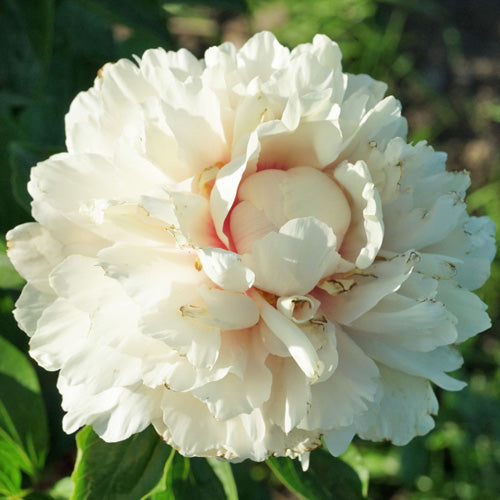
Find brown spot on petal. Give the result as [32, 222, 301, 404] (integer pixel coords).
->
[317, 278, 356, 295]
[180, 304, 207, 318]
[194, 257, 203, 271]
[255, 288, 278, 307]
[96, 62, 115, 79]
[309, 315, 327, 327]
[341, 268, 377, 279]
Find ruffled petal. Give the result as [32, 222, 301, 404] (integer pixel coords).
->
[356, 365, 438, 445]
[333, 160, 384, 268]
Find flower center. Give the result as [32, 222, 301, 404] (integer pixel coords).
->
[229, 166, 351, 255]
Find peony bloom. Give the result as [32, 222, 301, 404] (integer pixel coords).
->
[7, 32, 495, 463]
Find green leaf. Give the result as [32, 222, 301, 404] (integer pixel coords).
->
[0, 439, 23, 497]
[206, 458, 238, 500]
[15, 0, 55, 68]
[340, 445, 370, 497]
[0, 336, 49, 489]
[146, 450, 228, 500]
[0, 0, 44, 97]
[266, 448, 364, 500]
[71, 426, 170, 500]
[0, 114, 31, 233]
[0, 236, 24, 290]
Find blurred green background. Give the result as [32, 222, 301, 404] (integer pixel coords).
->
[1, 1, 499, 499]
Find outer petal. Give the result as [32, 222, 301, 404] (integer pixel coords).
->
[352, 337, 466, 391]
[299, 328, 379, 430]
[265, 356, 312, 433]
[356, 365, 438, 445]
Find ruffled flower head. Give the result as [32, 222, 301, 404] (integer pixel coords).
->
[7, 32, 495, 463]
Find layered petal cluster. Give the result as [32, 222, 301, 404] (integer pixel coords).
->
[7, 32, 495, 462]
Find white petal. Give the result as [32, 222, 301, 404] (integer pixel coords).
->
[198, 247, 255, 292]
[324, 427, 356, 456]
[243, 217, 340, 296]
[6, 223, 64, 280]
[320, 251, 418, 324]
[192, 329, 271, 420]
[30, 298, 90, 371]
[258, 120, 342, 169]
[229, 200, 278, 255]
[98, 245, 220, 368]
[277, 295, 321, 324]
[141, 192, 219, 247]
[333, 160, 383, 268]
[436, 281, 491, 342]
[384, 194, 466, 252]
[237, 32, 290, 82]
[255, 292, 324, 383]
[265, 356, 312, 433]
[300, 328, 379, 430]
[339, 96, 407, 162]
[424, 215, 496, 290]
[13, 281, 55, 336]
[356, 365, 438, 445]
[61, 377, 162, 442]
[349, 296, 458, 351]
[210, 132, 260, 246]
[353, 337, 466, 391]
[199, 286, 260, 330]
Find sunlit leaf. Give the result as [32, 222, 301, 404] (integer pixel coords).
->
[71, 426, 169, 500]
[0, 336, 49, 485]
[146, 450, 229, 500]
[267, 448, 364, 500]
[206, 458, 238, 500]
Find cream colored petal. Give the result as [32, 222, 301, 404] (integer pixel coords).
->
[243, 217, 340, 296]
[30, 298, 90, 371]
[299, 328, 379, 430]
[354, 337, 466, 391]
[210, 132, 260, 246]
[13, 281, 55, 336]
[198, 286, 260, 330]
[265, 356, 312, 433]
[198, 247, 255, 292]
[258, 120, 342, 169]
[349, 296, 458, 352]
[384, 194, 467, 253]
[6, 223, 64, 281]
[230, 200, 278, 255]
[435, 281, 491, 343]
[255, 292, 324, 383]
[320, 251, 418, 325]
[334, 160, 384, 269]
[424, 215, 496, 290]
[192, 329, 271, 420]
[323, 426, 356, 457]
[356, 365, 438, 445]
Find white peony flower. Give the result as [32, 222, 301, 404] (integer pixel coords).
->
[7, 32, 495, 462]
